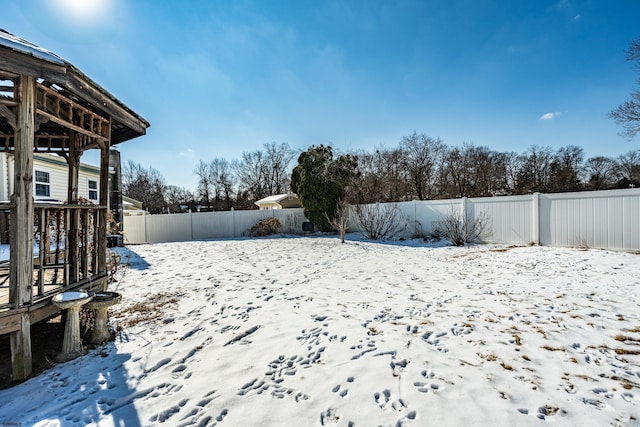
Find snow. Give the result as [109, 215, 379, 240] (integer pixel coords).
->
[52, 292, 89, 303]
[0, 235, 639, 426]
[0, 29, 65, 65]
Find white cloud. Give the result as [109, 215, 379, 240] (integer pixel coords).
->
[539, 112, 561, 121]
[573, 14, 581, 21]
[179, 148, 196, 159]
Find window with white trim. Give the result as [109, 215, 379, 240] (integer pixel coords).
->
[35, 170, 50, 197]
[88, 179, 98, 201]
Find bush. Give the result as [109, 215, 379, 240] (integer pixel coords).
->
[353, 203, 407, 240]
[433, 209, 490, 246]
[249, 218, 282, 237]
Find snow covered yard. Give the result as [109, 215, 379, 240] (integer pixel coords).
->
[0, 236, 639, 426]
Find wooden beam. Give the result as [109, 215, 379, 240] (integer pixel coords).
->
[36, 109, 107, 142]
[0, 104, 16, 129]
[9, 74, 35, 380]
[0, 48, 67, 83]
[63, 71, 149, 138]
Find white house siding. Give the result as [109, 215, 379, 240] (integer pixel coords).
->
[1, 153, 100, 203]
[0, 153, 8, 201]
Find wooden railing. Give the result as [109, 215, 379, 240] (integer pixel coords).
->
[0, 203, 108, 310]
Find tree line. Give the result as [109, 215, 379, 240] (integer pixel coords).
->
[122, 136, 640, 214]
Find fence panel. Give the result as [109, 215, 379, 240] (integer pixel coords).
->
[145, 213, 192, 243]
[539, 189, 640, 250]
[122, 214, 146, 244]
[272, 208, 307, 234]
[469, 195, 533, 244]
[413, 199, 462, 237]
[191, 211, 234, 240]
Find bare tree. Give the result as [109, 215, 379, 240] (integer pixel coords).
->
[234, 150, 266, 202]
[326, 199, 351, 243]
[122, 161, 167, 214]
[353, 147, 408, 203]
[516, 146, 554, 193]
[400, 132, 445, 200]
[617, 149, 640, 187]
[609, 36, 640, 139]
[491, 151, 521, 195]
[549, 145, 584, 192]
[193, 160, 212, 209]
[585, 156, 618, 190]
[235, 142, 295, 203]
[263, 142, 295, 195]
[210, 158, 235, 210]
[165, 185, 195, 213]
[465, 145, 502, 197]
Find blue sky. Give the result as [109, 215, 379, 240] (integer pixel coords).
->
[4, 0, 640, 191]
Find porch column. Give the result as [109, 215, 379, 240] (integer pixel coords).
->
[97, 137, 110, 289]
[67, 131, 80, 284]
[9, 75, 35, 380]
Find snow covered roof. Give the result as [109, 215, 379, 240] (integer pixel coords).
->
[255, 193, 300, 209]
[255, 193, 299, 204]
[0, 29, 64, 65]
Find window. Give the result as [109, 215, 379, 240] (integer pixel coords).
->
[88, 179, 98, 201]
[35, 170, 50, 197]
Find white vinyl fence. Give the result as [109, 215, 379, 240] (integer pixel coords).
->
[123, 188, 640, 251]
[123, 208, 307, 244]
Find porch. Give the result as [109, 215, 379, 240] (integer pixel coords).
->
[0, 29, 149, 381]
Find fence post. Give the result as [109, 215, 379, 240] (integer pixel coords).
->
[143, 211, 148, 244]
[189, 211, 194, 241]
[231, 207, 235, 237]
[461, 197, 468, 225]
[532, 192, 540, 245]
[413, 200, 417, 237]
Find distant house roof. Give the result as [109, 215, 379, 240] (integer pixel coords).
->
[123, 195, 143, 210]
[255, 193, 301, 209]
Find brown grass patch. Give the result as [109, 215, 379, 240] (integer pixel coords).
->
[500, 362, 514, 371]
[478, 352, 498, 362]
[522, 355, 531, 361]
[614, 334, 640, 343]
[624, 326, 640, 333]
[539, 405, 560, 416]
[117, 292, 179, 328]
[541, 345, 565, 352]
[614, 348, 640, 355]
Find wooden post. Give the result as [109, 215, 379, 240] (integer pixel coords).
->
[67, 132, 79, 284]
[9, 75, 35, 380]
[97, 129, 111, 290]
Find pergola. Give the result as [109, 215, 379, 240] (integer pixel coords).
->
[0, 30, 149, 380]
